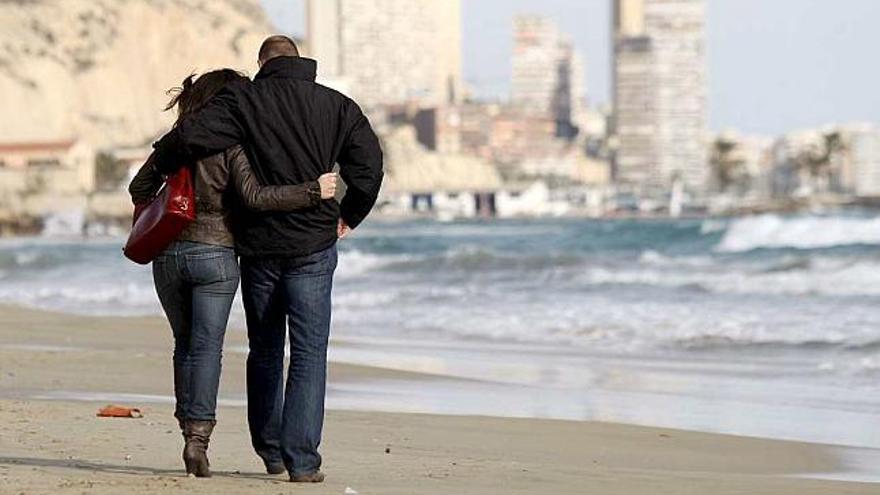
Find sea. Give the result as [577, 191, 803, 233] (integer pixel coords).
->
[2, 212, 880, 456]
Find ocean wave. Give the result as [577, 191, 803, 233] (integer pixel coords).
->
[700, 219, 729, 234]
[349, 243, 880, 298]
[0, 240, 156, 314]
[579, 257, 880, 296]
[759, 257, 813, 273]
[638, 250, 713, 268]
[372, 246, 585, 274]
[671, 334, 860, 352]
[336, 249, 414, 278]
[817, 355, 880, 381]
[329, 285, 880, 355]
[2, 220, 879, 364]
[717, 214, 880, 252]
[0, 282, 159, 315]
[0, 238, 122, 272]
[355, 222, 566, 240]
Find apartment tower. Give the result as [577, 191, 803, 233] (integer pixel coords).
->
[511, 15, 585, 139]
[612, 0, 707, 195]
[306, 0, 463, 110]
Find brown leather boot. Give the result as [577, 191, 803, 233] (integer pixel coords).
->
[182, 420, 215, 478]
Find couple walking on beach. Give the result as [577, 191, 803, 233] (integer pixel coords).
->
[127, 36, 384, 482]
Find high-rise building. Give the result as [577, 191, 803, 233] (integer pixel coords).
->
[612, 0, 707, 195]
[306, 0, 462, 110]
[612, 34, 654, 188]
[846, 125, 880, 197]
[511, 15, 584, 139]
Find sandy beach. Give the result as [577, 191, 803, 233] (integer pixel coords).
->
[0, 304, 877, 494]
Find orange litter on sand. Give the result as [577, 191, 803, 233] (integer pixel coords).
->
[96, 405, 143, 418]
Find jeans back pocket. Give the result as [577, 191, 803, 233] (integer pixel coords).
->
[185, 250, 238, 285]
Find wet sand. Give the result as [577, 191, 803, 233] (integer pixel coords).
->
[0, 305, 877, 494]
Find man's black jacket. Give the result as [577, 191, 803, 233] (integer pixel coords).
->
[151, 56, 384, 258]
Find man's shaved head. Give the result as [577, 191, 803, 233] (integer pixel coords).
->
[258, 35, 299, 66]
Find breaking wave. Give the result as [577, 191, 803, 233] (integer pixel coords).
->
[717, 214, 880, 252]
[2, 216, 879, 360]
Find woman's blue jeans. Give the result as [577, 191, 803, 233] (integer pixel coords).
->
[153, 241, 240, 421]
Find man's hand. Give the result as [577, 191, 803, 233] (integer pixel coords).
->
[337, 219, 352, 240]
[318, 173, 338, 199]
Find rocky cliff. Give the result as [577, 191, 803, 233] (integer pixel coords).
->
[0, 0, 272, 147]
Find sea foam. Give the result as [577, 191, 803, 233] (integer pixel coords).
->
[717, 214, 880, 252]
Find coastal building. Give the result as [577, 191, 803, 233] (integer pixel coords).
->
[511, 15, 585, 139]
[0, 139, 97, 230]
[768, 126, 855, 199]
[488, 109, 558, 169]
[704, 132, 774, 212]
[842, 124, 880, 198]
[769, 131, 810, 199]
[430, 103, 610, 185]
[496, 181, 566, 218]
[612, 0, 708, 196]
[380, 126, 504, 218]
[517, 144, 611, 185]
[413, 106, 462, 155]
[577, 105, 610, 143]
[306, 0, 462, 110]
[611, 33, 654, 190]
[707, 132, 773, 193]
[457, 103, 502, 161]
[0, 139, 95, 196]
[108, 145, 154, 191]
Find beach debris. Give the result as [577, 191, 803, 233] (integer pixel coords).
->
[384, 446, 391, 454]
[344, 487, 359, 495]
[96, 405, 143, 418]
[124, 455, 132, 461]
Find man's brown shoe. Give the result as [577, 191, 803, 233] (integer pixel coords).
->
[265, 461, 286, 475]
[290, 471, 325, 483]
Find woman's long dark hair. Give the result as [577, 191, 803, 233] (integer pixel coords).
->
[165, 69, 246, 123]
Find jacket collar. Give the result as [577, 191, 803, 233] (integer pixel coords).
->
[255, 56, 317, 82]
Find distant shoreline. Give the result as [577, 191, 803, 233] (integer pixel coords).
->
[2, 198, 879, 238]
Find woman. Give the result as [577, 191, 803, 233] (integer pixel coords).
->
[128, 69, 337, 478]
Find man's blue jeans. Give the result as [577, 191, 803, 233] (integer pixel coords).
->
[240, 244, 337, 476]
[152, 241, 240, 422]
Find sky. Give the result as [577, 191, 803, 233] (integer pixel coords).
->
[261, 0, 880, 136]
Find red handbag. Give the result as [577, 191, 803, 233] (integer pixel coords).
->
[123, 166, 196, 264]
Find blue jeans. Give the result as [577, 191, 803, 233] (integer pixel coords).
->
[153, 241, 240, 421]
[240, 244, 337, 476]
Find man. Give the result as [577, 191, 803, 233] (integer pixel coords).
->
[150, 35, 384, 482]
